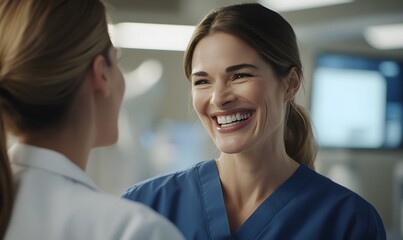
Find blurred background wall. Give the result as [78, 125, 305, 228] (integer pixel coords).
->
[85, 0, 403, 238]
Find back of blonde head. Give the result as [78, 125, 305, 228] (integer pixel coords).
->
[0, 0, 111, 237]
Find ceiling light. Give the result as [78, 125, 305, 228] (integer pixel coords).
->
[108, 23, 195, 51]
[364, 23, 403, 50]
[124, 60, 163, 99]
[259, 0, 354, 12]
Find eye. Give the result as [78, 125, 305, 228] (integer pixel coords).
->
[233, 72, 253, 80]
[193, 79, 209, 86]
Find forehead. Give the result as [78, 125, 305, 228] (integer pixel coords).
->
[191, 32, 264, 72]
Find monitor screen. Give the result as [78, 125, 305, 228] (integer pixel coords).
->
[310, 53, 403, 149]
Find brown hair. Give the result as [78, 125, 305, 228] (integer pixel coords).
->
[0, 0, 111, 237]
[184, 3, 316, 168]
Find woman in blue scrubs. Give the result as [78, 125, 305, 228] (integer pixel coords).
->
[123, 3, 386, 239]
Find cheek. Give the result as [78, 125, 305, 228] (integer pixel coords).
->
[120, 77, 125, 100]
[117, 70, 125, 95]
[238, 80, 266, 99]
[264, 92, 287, 124]
[237, 84, 267, 109]
[110, 71, 125, 109]
[191, 91, 205, 115]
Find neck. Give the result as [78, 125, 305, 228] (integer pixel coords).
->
[217, 154, 298, 201]
[216, 146, 299, 233]
[17, 78, 103, 170]
[20, 121, 94, 171]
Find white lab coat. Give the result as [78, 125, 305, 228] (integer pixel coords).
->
[4, 143, 184, 240]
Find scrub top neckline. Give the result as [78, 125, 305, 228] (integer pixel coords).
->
[198, 160, 314, 240]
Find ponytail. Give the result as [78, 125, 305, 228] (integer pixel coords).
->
[0, 113, 12, 239]
[284, 100, 317, 169]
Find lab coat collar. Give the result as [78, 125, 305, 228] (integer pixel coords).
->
[9, 143, 99, 191]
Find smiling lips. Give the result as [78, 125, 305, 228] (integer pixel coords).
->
[217, 112, 251, 127]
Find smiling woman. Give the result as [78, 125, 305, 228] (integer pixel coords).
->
[122, 3, 386, 239]
[190, 32, 299, 155]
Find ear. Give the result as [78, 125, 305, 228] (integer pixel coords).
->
[283, 67, 301, 101]
[88, 55, 111, 97]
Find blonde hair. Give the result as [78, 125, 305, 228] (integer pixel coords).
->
[184, 3, 316, 169]
[0, 0, 111, 237]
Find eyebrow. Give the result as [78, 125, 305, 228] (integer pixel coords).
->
[226, 63, 258, 73]
[191, 63, 258, 77]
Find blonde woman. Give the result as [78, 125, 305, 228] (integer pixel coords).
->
[123, 3, 386, 239]
[0, 0, 183, 239]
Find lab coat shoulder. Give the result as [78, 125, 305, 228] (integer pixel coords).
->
[6, 144, 184, 240]
[75, 189, 185, 240]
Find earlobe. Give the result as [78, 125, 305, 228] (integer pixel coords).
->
[90, 55, 110, 97]
[284, 67, 301, 101]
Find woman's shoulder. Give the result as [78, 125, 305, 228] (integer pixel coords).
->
[75, 191, 184, 239]
[122, 160, 213, 199]
[302, 166, 384, 218]
[8, 171, 184, 240]
[305, 166, 367, 201]
[294, 165, 386, 238]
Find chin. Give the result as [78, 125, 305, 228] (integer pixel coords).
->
[106, 135, 119, 146]
[220, 149, 243, 154]
[217, 144, 246, 154]
[94, 132, 119, 148]
[215, 138, 249, 154]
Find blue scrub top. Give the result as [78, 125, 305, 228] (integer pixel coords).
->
[122, 160, 386, 240]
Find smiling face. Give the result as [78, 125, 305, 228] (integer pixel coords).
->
[191, 32, 291, 154]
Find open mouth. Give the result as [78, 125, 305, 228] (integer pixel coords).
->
[215, 112, 252, 128]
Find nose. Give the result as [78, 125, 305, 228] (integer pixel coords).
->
[211, 83, 235, 107]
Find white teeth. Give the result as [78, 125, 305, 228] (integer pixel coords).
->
[216, 112, 251, 125]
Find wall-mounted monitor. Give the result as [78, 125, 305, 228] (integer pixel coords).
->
[310, 53, 403, 149]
